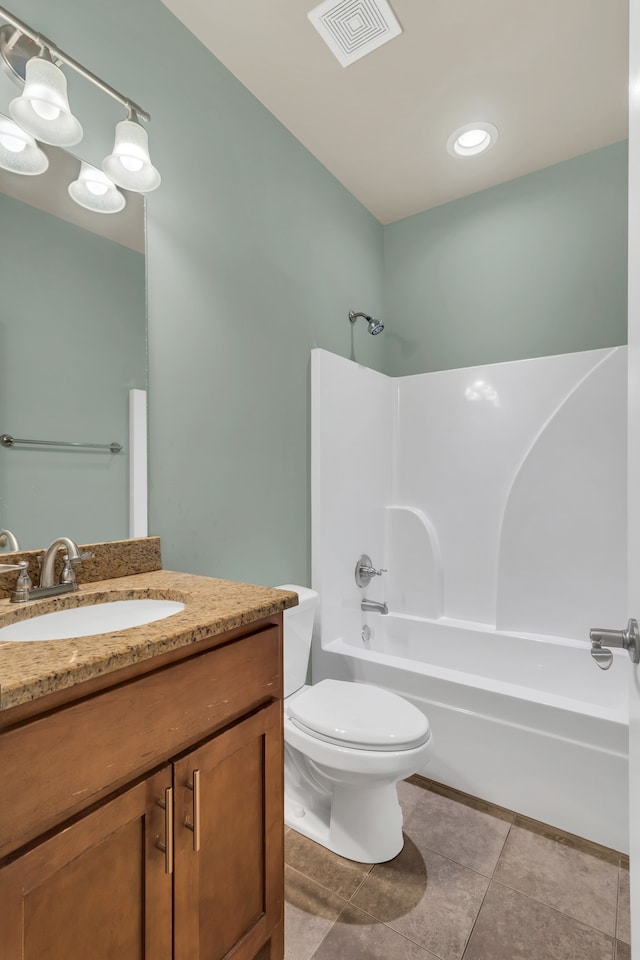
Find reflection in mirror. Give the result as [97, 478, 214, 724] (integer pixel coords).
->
[0, 143, 146, 551]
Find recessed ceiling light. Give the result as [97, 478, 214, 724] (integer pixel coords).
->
[447, 122, 498, 158]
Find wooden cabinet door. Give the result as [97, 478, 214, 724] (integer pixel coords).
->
[0, 767, 173, 960]
[173, 701, 284, 960]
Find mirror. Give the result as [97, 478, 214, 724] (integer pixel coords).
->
[0, 142, 146, 552]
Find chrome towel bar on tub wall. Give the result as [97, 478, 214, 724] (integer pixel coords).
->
[1, 433, 122, 453]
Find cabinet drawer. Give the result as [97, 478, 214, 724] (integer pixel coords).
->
[0, 626, 281, 860]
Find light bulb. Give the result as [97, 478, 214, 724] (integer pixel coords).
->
[0, 131, 26, 153]
[447, 122, 498, 158]
[31, 99, 61, 121]
[86, 179, 109, 196]
[9, 57, 83, 147]
[0, 113, 48, 175]
[68, 161, 125, 213]
[120, 155, 144, 173]
[457, 130, 489, 151]
[103, 116, 160, 192]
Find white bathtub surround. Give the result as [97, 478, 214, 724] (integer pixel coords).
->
[311, 351, 393, 653]
[496, 349, 627, 639]
[312, 345, 627, 643]
[385, 506, 443, 619]
[311, 347, 629, 850]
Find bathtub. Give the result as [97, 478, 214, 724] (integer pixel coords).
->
[312, 614, 629, 853]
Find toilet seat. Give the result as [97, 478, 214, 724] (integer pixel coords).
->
[288, 679, 430, 752]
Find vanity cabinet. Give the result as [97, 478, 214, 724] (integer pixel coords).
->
[0, 619, 284, 960]
[0, 767, 174, 959]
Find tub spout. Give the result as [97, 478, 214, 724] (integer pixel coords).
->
[361, 599, 388, 615]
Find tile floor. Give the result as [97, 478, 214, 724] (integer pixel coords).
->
[284, 778, 631, 960]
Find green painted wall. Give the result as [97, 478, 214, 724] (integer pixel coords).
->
[383, 142, 628, 375]
[17, 0, 385, 586]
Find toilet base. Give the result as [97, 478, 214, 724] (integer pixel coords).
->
[285, 780, 404, 863]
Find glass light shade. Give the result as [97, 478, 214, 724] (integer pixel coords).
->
[68, 161, 126, 214]
[102, 118, 160, 192]
[0, 113, 48, 175]
[9, 58, 83, 147]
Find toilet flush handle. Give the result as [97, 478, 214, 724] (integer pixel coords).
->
[589, 619, 640, 670]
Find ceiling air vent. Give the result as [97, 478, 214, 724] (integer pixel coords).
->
[308, 0, 403, 67]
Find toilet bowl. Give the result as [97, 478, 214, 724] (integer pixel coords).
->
[277, 584, 432, 863]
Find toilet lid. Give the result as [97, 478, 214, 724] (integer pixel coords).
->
[288, 679, 430, 751]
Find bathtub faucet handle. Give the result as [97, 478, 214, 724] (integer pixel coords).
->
[355, 554, 387, 588]
[589, 618, 640, 670]
[363, 564, 387, 577]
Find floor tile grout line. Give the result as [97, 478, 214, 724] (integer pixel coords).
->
[412, 834, 511, 884]
[284, 860, 347, 892]
[488, 877, 618, 941]
[458, 867, 494, 960]
[336, 903, 450, 960]
[491, 821, 513, 874]
[347, 864, 375, 902]
[284, 863, 372, 902]
[284, 862, 352, 910]
[456, 818, 515, 957]
[306, 899, 351, 960]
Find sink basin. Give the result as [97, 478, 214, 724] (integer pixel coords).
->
[0, 599, 186, 642]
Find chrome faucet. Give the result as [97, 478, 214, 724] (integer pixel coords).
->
[39, 537, 84, 588]
[0, 529, 20, 552]
[361, 598, 388, 615]
[9, 537, 93, 602]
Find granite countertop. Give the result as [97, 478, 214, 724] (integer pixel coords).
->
[0, 570, 298, 712]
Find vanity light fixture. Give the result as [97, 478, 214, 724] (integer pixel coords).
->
[0, 111, 48, 174]
[0, 5, 159, 200]
[447, 122, 498, 158]
[68, 161, 126, 214]
[103, 112, 161, 193]
[9, 56, 83, 146]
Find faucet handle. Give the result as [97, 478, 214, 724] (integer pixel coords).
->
[60, 555, 77, 586]
[355, 554, 387, 588]
[74, 550, 95, 564]
[64, 550, 94, 568]
[61, 551, 93, 587]
[11, 561, 32, 603]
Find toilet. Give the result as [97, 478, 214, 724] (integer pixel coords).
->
[278, 584, 432, 863]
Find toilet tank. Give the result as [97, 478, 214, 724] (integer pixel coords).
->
[276, 584, 318, 698]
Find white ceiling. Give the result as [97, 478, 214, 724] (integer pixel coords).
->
[161, 0, 629, 224]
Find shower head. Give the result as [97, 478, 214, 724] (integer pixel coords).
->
[349, 310, 385, 335]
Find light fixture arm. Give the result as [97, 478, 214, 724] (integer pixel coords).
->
[0, 5, 150, 122]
